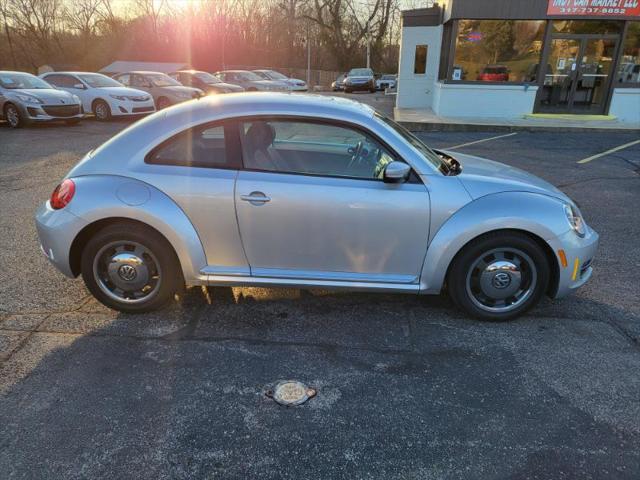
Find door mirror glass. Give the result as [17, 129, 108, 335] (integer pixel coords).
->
[383, 161, 411, 183]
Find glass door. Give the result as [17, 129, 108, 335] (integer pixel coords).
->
[536, 36, 618, 114]
[538, 38, 581, 113]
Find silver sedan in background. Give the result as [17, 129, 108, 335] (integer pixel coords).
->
[0, 71, 84, 128]
[35, 93, 598, 321]
[112, 71, 203, 110]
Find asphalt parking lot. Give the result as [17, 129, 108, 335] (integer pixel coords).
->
[1, 103, 639, 479]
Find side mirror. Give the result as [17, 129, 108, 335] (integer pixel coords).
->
[73, 83, 85, 90]
[383, 161, 411, 183]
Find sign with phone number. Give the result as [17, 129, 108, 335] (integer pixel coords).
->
[548, 0, 640, 17]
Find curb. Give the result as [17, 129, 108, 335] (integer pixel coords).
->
[398, 121, 640, 134]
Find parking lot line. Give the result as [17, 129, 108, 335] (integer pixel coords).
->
[445, 132, 518, 150]
[577, 139, 640, 164]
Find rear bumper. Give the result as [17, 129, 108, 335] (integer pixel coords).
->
[548, 225, 599, 299]
[35, 202, 88, 278]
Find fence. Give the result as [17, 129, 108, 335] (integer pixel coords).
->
[224, 65, 344, 88]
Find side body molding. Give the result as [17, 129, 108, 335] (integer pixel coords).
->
[67, 175, 208, 284]
[420, 191, 571, 293]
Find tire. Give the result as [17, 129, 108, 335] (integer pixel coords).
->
[81, 223, 183, 313]
[4, 103, 23, 128]
[93, 100, 111, 121]
[447, 231, 550, 321]
[156, 97, 170, 109]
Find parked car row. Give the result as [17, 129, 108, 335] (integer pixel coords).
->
[0, 68, 308, 128]
[332, 68, 397, 93]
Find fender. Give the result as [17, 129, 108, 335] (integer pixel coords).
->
[419, 191, 571, 293]
[66, 174, 208, 284]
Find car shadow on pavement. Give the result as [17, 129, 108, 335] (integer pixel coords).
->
[1, 285, 640, 478]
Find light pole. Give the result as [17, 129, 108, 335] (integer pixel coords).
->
[306, 24, 311, 86]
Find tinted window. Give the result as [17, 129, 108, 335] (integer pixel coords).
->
[116, 74, 131, 86]
[414, 45, 428, 74]
[148, 124, 237, 169]
[44, 75, 77, 88]
[132, 75, 151, 88]
[239, 119, 398, 180]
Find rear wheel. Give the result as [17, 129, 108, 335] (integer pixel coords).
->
[81, 223, 183, 313]
[447, 232, 550, 321]
[93, 100, 111, 121]
[156, 97, 170, 109]
[4, 104, 23, 128]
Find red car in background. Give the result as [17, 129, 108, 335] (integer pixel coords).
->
[477, 65, 509, 82]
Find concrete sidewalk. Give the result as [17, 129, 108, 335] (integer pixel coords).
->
[395, 107, 640, 133]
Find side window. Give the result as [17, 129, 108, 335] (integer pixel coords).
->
[414, 45, 428, 74]
[239, 119, 397, 180]
[147, 124, 239, 169]
[117, 74, 130, 86]
[132, 75, 148, 87]
[46, 74, 74, 88]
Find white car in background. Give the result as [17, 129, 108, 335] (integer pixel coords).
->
[253, 69, 308, 91]
[376, 74, 397, 91]
[40, 72, 155, 121]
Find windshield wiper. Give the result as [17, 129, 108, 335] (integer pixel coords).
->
[434, 149, 462, 176]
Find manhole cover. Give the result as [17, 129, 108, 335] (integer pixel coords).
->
[266, 381, 316, 406]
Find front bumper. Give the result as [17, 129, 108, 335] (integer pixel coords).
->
[108, 98, 156, 116]
[548, 224, 599, 299]
[345, 82, 374, 91]
[20, 103, 84, 122]
[35, 202, 88, 278]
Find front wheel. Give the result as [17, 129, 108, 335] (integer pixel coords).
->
[4, 104, 24, 128]
[81, 223, 183, 313]
[447, 232, 550, 321]
[93, 100, 111, 121]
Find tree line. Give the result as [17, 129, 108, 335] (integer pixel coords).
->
[0, 0, 414, 74]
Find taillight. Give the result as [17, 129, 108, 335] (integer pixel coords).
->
[50, 179, 75, 210]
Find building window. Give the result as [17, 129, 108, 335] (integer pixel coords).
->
[414, 45, 428, 74]
[617, 22, 640, 86]
[451, 20, 546, 82]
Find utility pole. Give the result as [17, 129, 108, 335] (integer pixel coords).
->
[306, 23, 311, 86]
[366, 24, 371, 69]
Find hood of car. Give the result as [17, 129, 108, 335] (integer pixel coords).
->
[445, 151, 570, 203]
[11, 88, 78, 104]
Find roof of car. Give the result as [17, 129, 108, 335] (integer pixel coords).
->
[114, 71, 167, 75]
[172, 92, 374, 119]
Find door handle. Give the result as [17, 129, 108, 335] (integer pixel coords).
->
[240, 192, 271, 204]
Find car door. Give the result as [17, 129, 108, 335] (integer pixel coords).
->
[139, 120, 249, 276]
[234, 117, 430, 286]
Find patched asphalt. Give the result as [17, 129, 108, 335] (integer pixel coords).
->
[0, 111, 639, 479]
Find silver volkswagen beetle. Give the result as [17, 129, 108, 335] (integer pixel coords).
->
[35, 94, 599, 320]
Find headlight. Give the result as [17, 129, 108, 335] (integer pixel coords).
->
[110, 94, 127, 101]
[15, 94, 43, 104]
[564, 203, 586, 237]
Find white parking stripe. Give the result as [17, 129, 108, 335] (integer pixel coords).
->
[577, 139, 640, 164]
[444, 132, 518, 150]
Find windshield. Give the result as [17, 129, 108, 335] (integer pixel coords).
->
[264, 70, 288, 80]
[376, 113, 448, 174]
[349, 68, 373, 77]
[146, 73, 181, 87]
[0, 73, 51, 89]
[78, 73, 122, 88]
[194, 72, 221, 84]
[237, 72, 262, 81]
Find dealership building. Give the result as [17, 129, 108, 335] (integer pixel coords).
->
[396, 0, 640, 123]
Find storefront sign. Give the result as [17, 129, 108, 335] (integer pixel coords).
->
[548, 0, 640, 17]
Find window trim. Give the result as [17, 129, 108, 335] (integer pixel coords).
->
[231, 114, 421, 184]
[144, 120, 243, 170]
